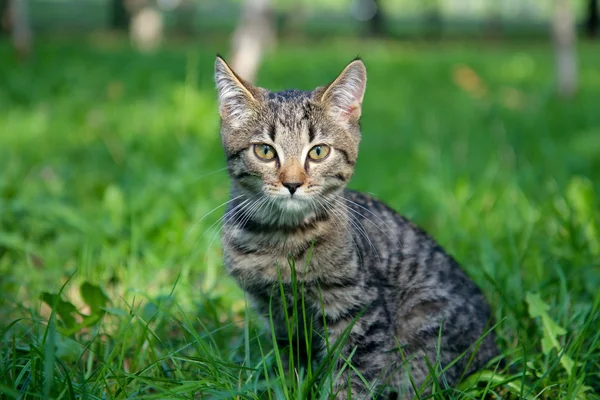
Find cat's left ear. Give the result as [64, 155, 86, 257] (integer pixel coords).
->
[214, 55, 258, 128]
[319, 59, 367, 126]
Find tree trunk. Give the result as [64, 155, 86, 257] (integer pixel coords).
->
[230, 0, 275, 83]
[423, 0, 442, 39]
[367, 0, 384, 36]
[351, 0, 383, 37]
[552, 0, 577, 98]
[586, 0, 599, 38]
[1, 0, 9, 34]
[111, 0, 130, 30]
[7, 0, 32, 60]
[174, 0, 195, 35]
[127, 0, 163, 52]
[277, 2, 307, 38]
[485, 1, 503, 40]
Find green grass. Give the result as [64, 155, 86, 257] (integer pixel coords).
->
[1, 35, 599, 398]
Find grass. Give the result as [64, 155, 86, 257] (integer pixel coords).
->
[1, 34, 599, 398]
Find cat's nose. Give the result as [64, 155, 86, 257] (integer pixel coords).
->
[282, 182, 302, 195]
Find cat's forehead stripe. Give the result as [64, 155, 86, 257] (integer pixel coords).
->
[308, 124, 316, 142]
[263, 90, 314, 144]
[267, 89, 312, 102]
[268, 124, 276, 142]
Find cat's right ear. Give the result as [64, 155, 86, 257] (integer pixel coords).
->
[215, 56, 257, 128]
[319, 59, 367, 127]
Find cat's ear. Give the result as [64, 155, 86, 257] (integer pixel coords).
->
[319, 59, 367, 126]
[215, 55, 258, 127]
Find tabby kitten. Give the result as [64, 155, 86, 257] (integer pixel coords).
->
[214, 56, 498, 399]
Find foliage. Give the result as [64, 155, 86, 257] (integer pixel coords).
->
[1, 36, 599, 398]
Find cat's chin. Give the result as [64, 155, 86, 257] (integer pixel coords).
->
[277, 196, 308, 212]
[279, 196, 305, 209]
[265, 195, 317, 226]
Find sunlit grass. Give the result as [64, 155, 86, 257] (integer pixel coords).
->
[0, 36, 599, 398]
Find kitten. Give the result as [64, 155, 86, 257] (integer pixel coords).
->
[214, 56, 499, 399]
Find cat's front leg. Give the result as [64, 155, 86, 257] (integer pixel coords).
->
[329, 368, 369, 400]
[331, 363, 413, 400]
[329, 355, 391, 400]
[324, 323, 395, 399]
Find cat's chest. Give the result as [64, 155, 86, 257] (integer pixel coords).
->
[245, 278, 372, 346]
[222, 221, 349, 284]
[223, 234, 325, 285]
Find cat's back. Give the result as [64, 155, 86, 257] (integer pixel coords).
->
[342, 188, 491, 316]
[343, 189, 498, 373]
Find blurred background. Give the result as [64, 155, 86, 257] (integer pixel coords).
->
[1, 0, 598, 89]
[0, 1, 599, 397]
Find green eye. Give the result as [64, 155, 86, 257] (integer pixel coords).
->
[308, 144, 330, 161]
[254, 144, 276, 160]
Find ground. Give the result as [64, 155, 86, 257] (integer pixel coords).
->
[0, 35, 599, 398]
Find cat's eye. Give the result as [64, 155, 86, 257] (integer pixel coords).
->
[254, 144, 276, 161]
[308, 144, 330, 161]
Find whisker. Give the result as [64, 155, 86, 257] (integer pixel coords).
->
[343, 208, 381, 262]
[266, 196, 277, 223]
[235, 197, 266, 229]
[183, 194, 244, 243]
[203, 197, 264, 263]
[314, 195, 361, 259]
[187, 166, 229, 183]
[332, 195, 402, 253]
[337, 196, 398, 240]
[216, 197, 273, 257]
[320, 195, 380, 263]
[193, 195, 256, 250]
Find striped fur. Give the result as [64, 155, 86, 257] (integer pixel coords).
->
[215, 57, 499, 399]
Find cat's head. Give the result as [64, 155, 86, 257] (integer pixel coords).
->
[214, 56, 367, 225]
